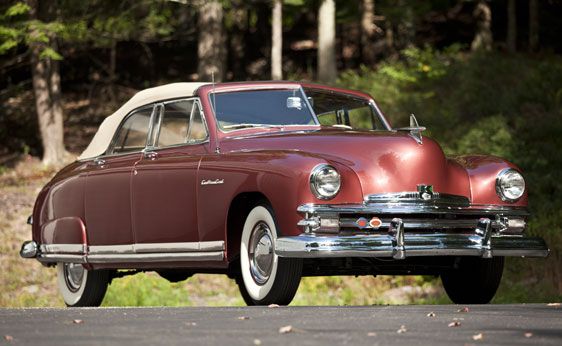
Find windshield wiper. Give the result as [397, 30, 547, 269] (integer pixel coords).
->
[223, 123, 281, 130]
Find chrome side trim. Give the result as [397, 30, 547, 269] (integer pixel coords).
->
[199, 241, 225, 251]
[88, 241, 225, 254]
[28, 241, 226, 264]
[37, 254, 87, 263]
[86, 251, 224, 263]
[40, 244, 86, 254]
[88, 245, 134, 254]
[133, 242, 199, 253]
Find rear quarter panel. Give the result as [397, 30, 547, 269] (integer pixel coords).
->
[32, 161, 89, 245]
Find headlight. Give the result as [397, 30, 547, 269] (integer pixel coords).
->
[496, 168, 525, 202]
[310, 164, 341, 200]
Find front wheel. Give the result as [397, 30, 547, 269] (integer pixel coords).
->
[441, 257, 504, 304]
[57, 263, 110, 307]
[237, 204, 302, 306]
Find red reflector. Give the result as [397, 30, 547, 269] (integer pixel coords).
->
[356, 218, 368, 228]
[370, 217, 382, 229]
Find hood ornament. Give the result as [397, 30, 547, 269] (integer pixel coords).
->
[408, 114, 424, 144]
[395, 114, 426, 144]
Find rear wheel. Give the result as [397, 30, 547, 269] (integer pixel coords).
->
[57, 263, 110, 307]
[441, 257, 504, 304]
[237, 204, 302, 306]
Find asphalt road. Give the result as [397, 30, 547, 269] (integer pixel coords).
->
[1, 304, 561, 345]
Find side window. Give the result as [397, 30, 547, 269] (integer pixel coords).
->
[156, 100, 193, 147]
[187, 103, 208, 143]
[111, 108, 152, 154]
[155, 100, 208, 148]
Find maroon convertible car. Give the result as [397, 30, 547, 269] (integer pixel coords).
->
[20, 81, 549, 306]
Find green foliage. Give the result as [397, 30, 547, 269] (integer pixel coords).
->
[3, 2, 30, 17]
[456, 115, 514, 158]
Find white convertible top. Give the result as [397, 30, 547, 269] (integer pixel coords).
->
[79, 82, 209, 160]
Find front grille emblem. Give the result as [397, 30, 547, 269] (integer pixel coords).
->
[417, 184, 434, 200]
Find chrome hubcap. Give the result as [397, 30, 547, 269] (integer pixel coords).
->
[64, 263, 84, 292]
[248, 222, 274, 285]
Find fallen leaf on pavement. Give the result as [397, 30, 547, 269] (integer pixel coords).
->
[4, 335, 14, 342]
[397, 325, 407, 334]
[427, 312, 436, 317]
[367, 332, 377, 337]
[472, 333, 484, 340]
[268, 304, 280, 308]
[279, 325, 293, 334]
[524, 332, 533, 338]
[73, 319, 83, 324]
[448, 321, 461, 327]
[457, 307, 470, 313]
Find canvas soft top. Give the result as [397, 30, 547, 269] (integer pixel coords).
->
[78, 82, 209, 160]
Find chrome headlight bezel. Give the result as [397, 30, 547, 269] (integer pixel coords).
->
[495, 168, 525, 202]
[310, 164, 341, 200]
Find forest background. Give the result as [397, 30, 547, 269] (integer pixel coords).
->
[0, 0, 560, 306]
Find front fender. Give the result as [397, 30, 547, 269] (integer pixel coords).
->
[453, 155, 528, 206]
[197, 150, 363, 248]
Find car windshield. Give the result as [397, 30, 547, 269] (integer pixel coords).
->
[211, 89, 317, 131]
[304, 88, 389, 131]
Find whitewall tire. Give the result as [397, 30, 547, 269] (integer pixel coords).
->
[57, 263, 110, 307]
[237, 204, 302, 306]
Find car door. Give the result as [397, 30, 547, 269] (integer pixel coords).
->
[131, 99, 210, 247]
[84, 105, 154, 246]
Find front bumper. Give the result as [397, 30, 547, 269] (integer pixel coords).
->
[275, 203, 550, 259]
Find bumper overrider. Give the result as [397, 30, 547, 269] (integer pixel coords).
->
[275, 195, 550, 259]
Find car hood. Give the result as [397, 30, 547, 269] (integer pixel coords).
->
[222, 128, 471, 198]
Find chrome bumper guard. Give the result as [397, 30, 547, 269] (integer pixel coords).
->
[276, 202, 550, 259]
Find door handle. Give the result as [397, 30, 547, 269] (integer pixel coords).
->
[144, 151, 158, 160]
[93, 158, 106, 166]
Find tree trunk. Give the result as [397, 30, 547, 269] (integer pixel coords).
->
[28, 0, 67, 166]
[197, 0, 224, 82]
[471, 0, 493, 51]
[271, 0, 283, 80]
[360, 0, 379, 66]
[109, 38, 117, 102]
[507, 0, 517, 53]
[317, 0, 336, 83]
[529, 0, 539, 52]
[229, 1, 247, 80]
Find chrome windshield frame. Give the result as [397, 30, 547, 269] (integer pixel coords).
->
[208, 86, 320, 134]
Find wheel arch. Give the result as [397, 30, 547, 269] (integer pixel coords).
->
[225, 191, 272, 264]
